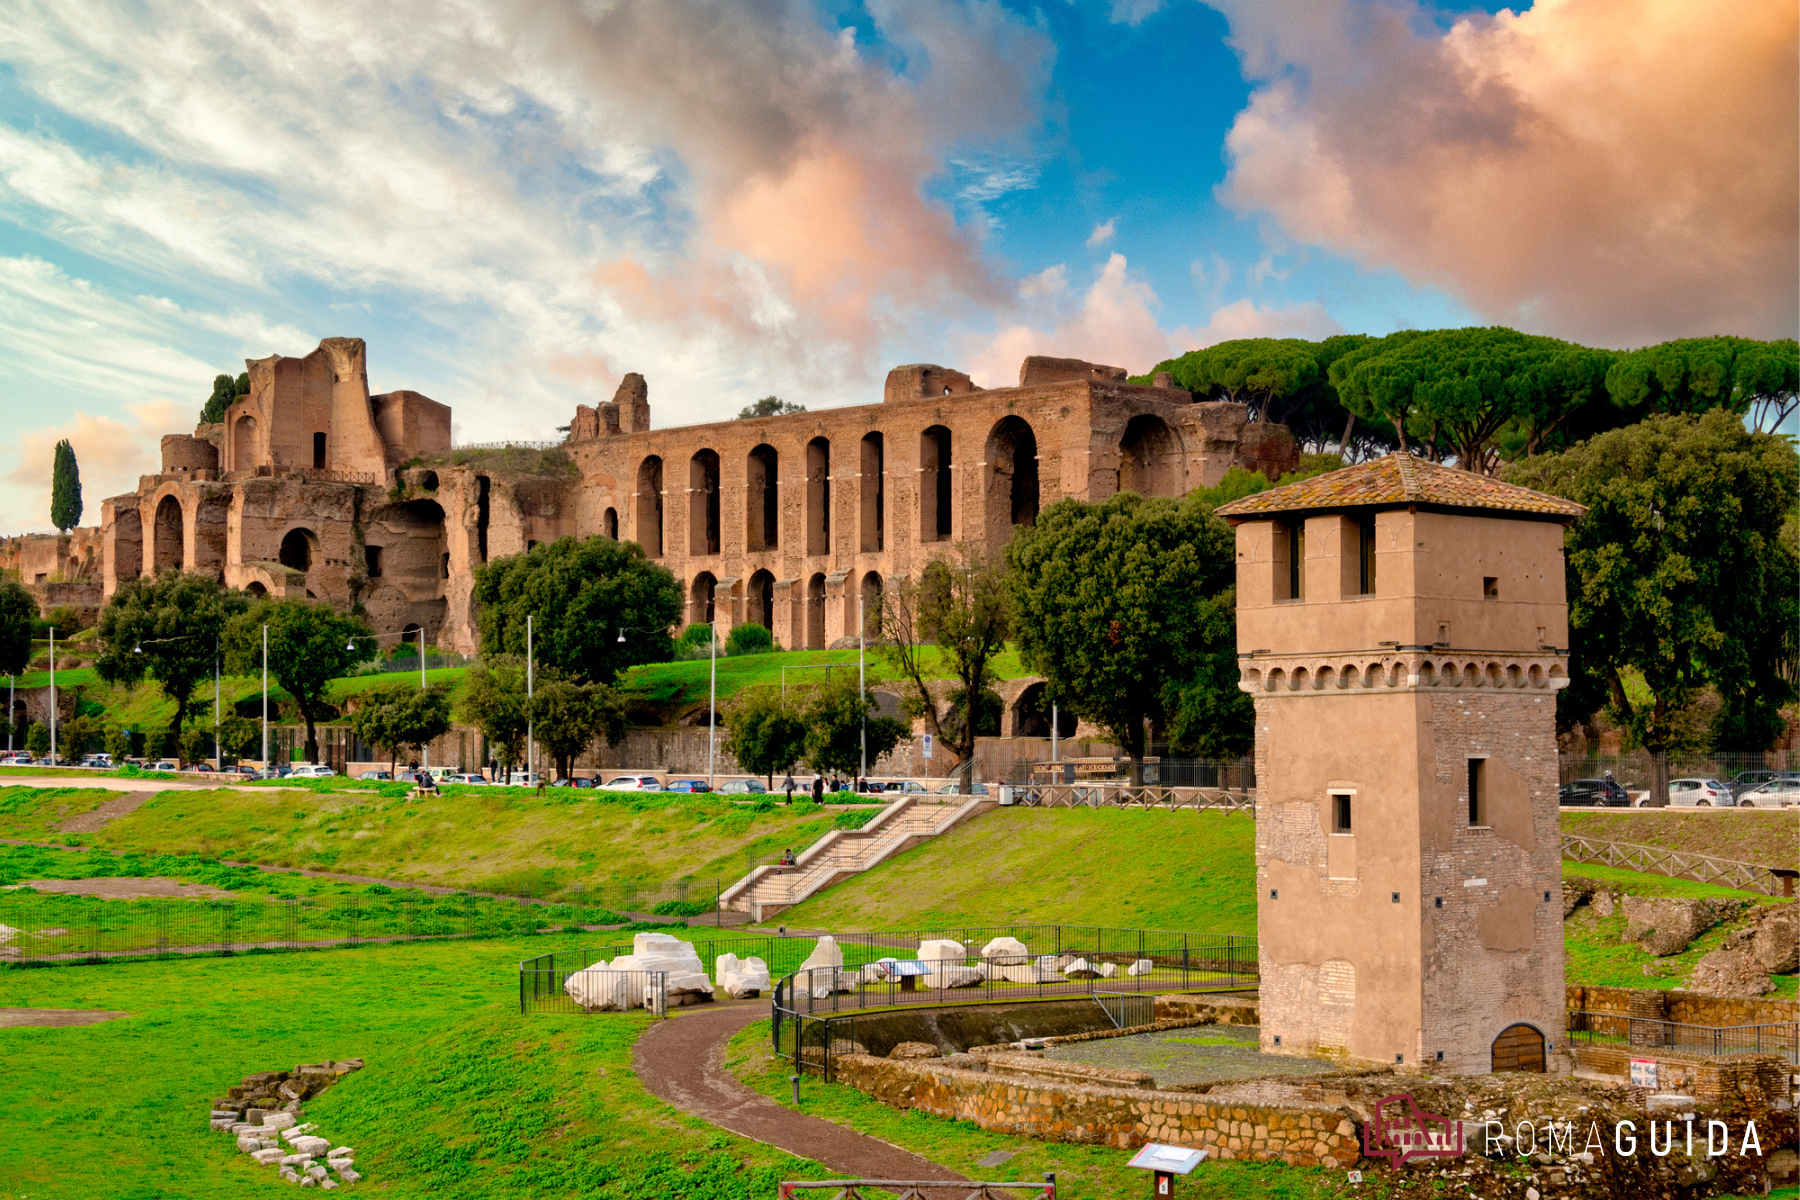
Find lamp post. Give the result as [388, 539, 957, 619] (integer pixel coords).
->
[526, 614, 534, 782]
[47, 625, 56, 765]
[345, 627, 435, 774]
[261, 623, 268, 769]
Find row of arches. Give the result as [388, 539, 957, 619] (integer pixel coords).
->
[628, 416, 1049, 560]
[687, 569, 886, 648]
[1243, 660, 1570, 693]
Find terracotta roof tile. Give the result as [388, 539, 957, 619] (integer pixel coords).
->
[1214, 453, 1585, 521]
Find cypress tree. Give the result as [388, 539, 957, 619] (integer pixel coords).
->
[49, 439, 81, 532]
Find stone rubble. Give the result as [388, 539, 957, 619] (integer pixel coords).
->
[566, 932, 717, 1010]
[206, 1060, 367, 1188]
[714, 952, 772, 999]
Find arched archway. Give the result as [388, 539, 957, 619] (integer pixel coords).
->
[806, 573, 826, 649]
[1119, 414, 1176, 497]
[859, 433, 884, 552]
[245, 581, 268, 597]
[806, 438, 831, 556]
[984, 416, 1038, 543]
[748, 569, 776, 630]
[691, 572, 717, 626]
[919, 426, 952, 543]
[232, 415, 258, 470]
[860, 571, 883, 637]
[636, 457, 664, 556]
[1012, 682, 1076, 738]
[1491, 1024, 1546, 1072]
[747, 444, 779, 551]
[279, 528, 316, 572]
[604, 507, 619, 539]
[689, 449, 720, 556]
[153, 495, 185, 573]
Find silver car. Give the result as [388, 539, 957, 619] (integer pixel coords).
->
[1738, 778, 1800, 808]
[601, 775, 663, 791]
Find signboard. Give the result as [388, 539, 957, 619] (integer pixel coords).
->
[922, 733, 933, 760]
[1630, 1058, 1657, 1088]
[1127, 1145, 1205, 1174]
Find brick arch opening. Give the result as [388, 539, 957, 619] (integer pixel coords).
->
[748, 569, 776, 631]
[919, 425, 952, 543]
[1119, 414, 1176, 497]
[689, 449, 720, 556]
[859, 432, 884, 552]
[153, 494, 185, 573]
[604, 507, 619, 540]
[746, 444, 779, 551]
[805, 572, 826, 649]
[279, 528, 316, 572]
[1491, 1024, 1545, 1072]
[636, 456, 664, 557]
[232, 415, 258, 470]
[984, 416, 1038, 543]
[806, 438, 831, 556]
[859, 570, 882, 637]
[691, 572, 717, 626]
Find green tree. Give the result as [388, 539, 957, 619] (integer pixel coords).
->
[1007, 491, 1238, 785]
[25, 721, 49, 759]
[532, 677, 627, 779]
[459, 658, 532, 780]
[59, 713, 98, 762]
[216, 714, 260, 761]
[178, 724, 211, 767]
[1507, 411, 1800, 804]
[800, 673, 908, 778]
[225, 598, 371, 765]
[95, 572, 249, 756]
[350, 682, 453, 776]
[49, 439, 82, 532]
[736, 396, 805, 419]
[877, 543, 1011, 777]
[724, 622, 776, 656]
[200, 372, 249, 425]
[1606, 336, 1800, 433]
[475, 536, 683, 684]
[723, 687, 808, 785]
[103, 723, 132, 763]
[0, 579, 35, 677]
[1330, 327, 1615, 471]
[1141, 335, 1381, 455]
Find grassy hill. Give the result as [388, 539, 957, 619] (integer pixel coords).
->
[1561, 808, 1798, 864]
[0, 783, 853, 904]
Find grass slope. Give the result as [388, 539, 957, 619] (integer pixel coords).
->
[769, 809, 1260, 935]
[0, 784, 848, 901]
[1562, 809, 1799, 865]
[0, 936, 825, 1199]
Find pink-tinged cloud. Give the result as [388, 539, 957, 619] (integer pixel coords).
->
[1215, 0, 1799, 346]
[5, 399, 186, 532]
[965, 254, 1341, 384]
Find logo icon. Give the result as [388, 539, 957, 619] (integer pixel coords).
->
[1362, 1094, 1465, 1165]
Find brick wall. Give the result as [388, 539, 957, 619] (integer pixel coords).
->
[832, 1053, 1361, 1167]
[1566, 985, 1799, 1028]
[1566, 1044, 1790, 1109]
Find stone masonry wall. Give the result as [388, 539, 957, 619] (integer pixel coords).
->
[1565, 984, 1799, 1029]
[1566, 1045, 1791, 1110]
[831, 1053, 1361, 1167]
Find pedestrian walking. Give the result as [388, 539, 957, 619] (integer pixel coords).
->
[812, 775, 823, 803]
[782, 772, 796, 804]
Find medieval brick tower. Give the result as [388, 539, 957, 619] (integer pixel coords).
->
[1216, 454, 1585, 1074]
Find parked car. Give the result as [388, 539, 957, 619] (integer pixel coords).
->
[442, 772, 488, 785]
[1643, 778, 1734, 806]
[255, 766, 292, 779]
[190, 762, 216, 773]
[716, 779, 767, 794]
[1737, 778, 1800, 808]
[0, 754, 34, 766]
[1558, 778, 1632, 807]
[880, 780, 928, 794]
[358, 770, 394, 781]
[663, 779, 711, 793]
[1728, 770, 1800, 800]
[80, 753, 113, 769]
[146, 760, 179, 772]
[551, 776, 597, 788]
[288, 764, 336, 779]
[502, 772, 547, 788]
[933, 781, 990, 796]
[230, 764, 261, 776]
[600, 775, 663, 791]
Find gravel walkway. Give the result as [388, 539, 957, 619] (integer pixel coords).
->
[1044, 1026, 1340, 1087]
[634, 1001, 965, 1183]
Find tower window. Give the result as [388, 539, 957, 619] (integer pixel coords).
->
[1483, 576, 1499, 599]
[1287, 524, 1305, 600]
[1468, 758, 1487, 826]
[313, 432, 327, 468]
[1358, 515, 1377, 595]
[364, 545, 383, 577]
[1332, 793, 1352, 833]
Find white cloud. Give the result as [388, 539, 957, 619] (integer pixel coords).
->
[1086, 217, 1118, 248]
[4, 398, 189, 535]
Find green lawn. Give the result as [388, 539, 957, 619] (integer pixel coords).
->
[618, 645, 1029, 713]
[0, 783, 849, 904]
[0, 936, 828, 1199]
[1562, 809, 1800, 866]
[767, 808, 1261, 935]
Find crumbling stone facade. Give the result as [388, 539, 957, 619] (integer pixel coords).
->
[89, 339, 1296, 653]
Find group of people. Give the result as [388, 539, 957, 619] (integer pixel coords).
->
[778, 772, 884, 803]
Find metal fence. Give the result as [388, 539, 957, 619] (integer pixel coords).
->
[1566, 1010, 1799, 1062]
[0, 891, 583, 966]
[1094, 990, 1156, 1029]
[519, 950, 667, 1014]
[1002, 782, 1254, 812]
[1561, 835, 1790, 896]
[1559, 751, 1794, 787]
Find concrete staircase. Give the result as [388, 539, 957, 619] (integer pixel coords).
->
[719, 795, 996, 922]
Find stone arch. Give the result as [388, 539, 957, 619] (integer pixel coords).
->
[1418, 662, 1437, 687]
[193, 491, 230, 577]
[1462, 663, 1480, 687]
[859, 570, 883, 637]
[919, 425, 952, 543]
[1485, 663, 1504, 687]
[279, 528, 317, 573]
[1289, 667, 1309, 691]
[153, 494, 185, 573]
[1506, 664, 1524, 687]
[1118, 414, 1176, 497]
[690, 572, 716, 626]
[1267, 668, 1285, 690]
[748, 569, 776, 630]
[805, 573, 826, 649]
[1491, 1023, 1546, 1073]
[1243, 668, 1262, 691]
[806, 438, 831, 556]
[688, 449, 720, 556]
[746, 444, 779, 552]
[636, 456, 664, 556]
[1548, 664, 1567, 685]
[604, 507, 619, 540]
[232, 415, 258, 471]
[859, 432, 884, 552]
[1528, 664, 1544, 688]
[1012, 681, 1069, 738]
[984, 416, 1038, 542]
[245, 581, 268, 597]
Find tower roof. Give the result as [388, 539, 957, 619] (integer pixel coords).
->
[1214, 452, 1586, 522]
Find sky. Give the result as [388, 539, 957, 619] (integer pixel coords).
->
[0, 0, 1793, 534]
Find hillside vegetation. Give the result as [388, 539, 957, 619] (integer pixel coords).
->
[1561, 808, 1798, 864]
[0, 784, 846, 903]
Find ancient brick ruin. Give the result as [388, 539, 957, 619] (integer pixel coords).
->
[70, 336, 1295, 658]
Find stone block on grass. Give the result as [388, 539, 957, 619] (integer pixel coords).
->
[252, 1148, 287, 1166]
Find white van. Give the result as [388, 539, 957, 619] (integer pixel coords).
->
[288, 764, 337, 779]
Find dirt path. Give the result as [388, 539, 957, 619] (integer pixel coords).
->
[0, 1008, 132, 1028]
[634, 1002, 966, 1182]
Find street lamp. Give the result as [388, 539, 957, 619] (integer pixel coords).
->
[619, 622, 714, 787]
[346, 627, 433, 772]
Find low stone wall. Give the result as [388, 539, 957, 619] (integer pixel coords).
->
[832, 1053, 1360, 1166]
[1566, 984, 1799, 1028]
[1567, 1044, 1791, 1109]
[1153, 993, 1259, 1025]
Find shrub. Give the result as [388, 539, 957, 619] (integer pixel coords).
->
[725, 623, 776, 656]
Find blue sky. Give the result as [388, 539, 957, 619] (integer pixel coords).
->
[0, 0, 1791, 533]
